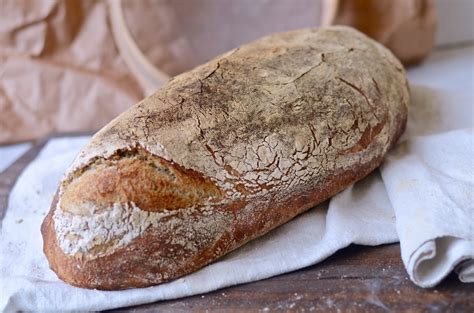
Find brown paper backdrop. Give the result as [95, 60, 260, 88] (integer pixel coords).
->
[325, 0, 436, 65]
[0, 0, 435, 144]
[0, 0, 142, 144]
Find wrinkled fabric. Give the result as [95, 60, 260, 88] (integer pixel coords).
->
[387, 45, 474, 287]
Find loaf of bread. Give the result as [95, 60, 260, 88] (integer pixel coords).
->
[41, 26, 409, 290]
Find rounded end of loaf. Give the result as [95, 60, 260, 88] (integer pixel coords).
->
[41, 147, 227, 289]
[41, 194, 179, 289]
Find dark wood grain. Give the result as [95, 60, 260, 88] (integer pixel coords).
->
[1, 136, 473, 313]
[111, 244, 473, 312]
[0, 139, 48, 222]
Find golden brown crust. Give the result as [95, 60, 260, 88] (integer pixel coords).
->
[41, 26, 409, 290]
[61, 147, 224, 214]
[42, 152, 387, 290]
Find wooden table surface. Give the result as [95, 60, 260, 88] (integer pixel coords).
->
[1, 137, 473, 312]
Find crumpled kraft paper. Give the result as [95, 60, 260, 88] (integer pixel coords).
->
[0, 0, 142, 144]
[1, 0, 438, 145]
[0, 0, 323, 145]
[323, 0, 437, 65]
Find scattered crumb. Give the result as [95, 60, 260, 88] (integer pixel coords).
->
[15, 219, 23, 224]
[293, 293, 303, 300]
[325, 298, 335, 307]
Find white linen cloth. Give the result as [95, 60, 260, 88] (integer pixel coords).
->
[0, 45, 473, 311]
[0, 143, 31, 173]
[399, 46, 474, 287]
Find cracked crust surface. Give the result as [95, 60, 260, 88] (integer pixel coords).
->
[41, 26, 409, 290]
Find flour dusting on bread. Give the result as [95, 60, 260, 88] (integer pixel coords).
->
[53, 200, 232, 261]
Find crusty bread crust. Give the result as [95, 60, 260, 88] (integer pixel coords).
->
[42, 26, 409, 290]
